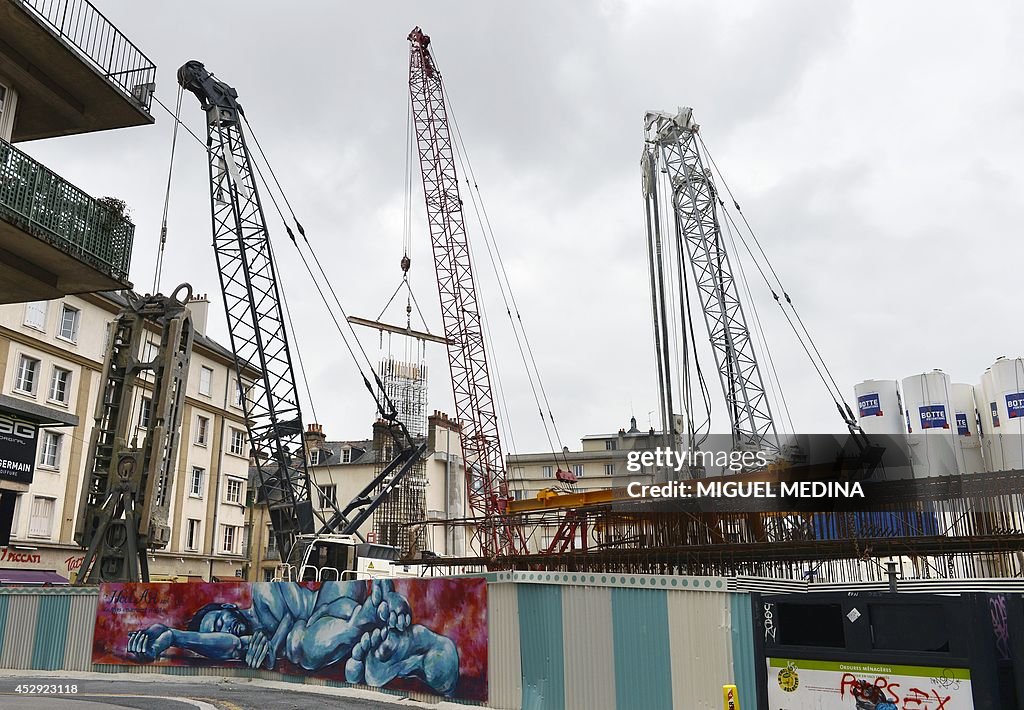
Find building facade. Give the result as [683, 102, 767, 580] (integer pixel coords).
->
[0, 0, 155, 551]
[246, 411, 468, 581]
[0, 292, 255, 582]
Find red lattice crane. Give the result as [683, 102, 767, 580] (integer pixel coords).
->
[408, 27, 521, 558]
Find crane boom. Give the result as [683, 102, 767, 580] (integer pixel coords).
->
[407, 27, 518, 557]
[178, 61, 317, 559]
[644, 108, 778, 454]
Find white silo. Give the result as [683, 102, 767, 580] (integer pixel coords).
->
[989, 356, 1024, 471]
[854, 380, 905, 435]
[980, 367, 1005, 472]
[951, 383, 984, 473]
[901, 370, 959, 477]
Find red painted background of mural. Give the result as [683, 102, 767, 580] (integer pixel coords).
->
[93, 578, 487, 702]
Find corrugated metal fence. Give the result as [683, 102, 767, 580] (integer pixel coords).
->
[0, 575, 757, 709]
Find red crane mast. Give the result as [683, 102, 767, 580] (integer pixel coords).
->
[408, 27, 519, 558]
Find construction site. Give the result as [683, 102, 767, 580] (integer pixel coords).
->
[0, 1, 1020, 708]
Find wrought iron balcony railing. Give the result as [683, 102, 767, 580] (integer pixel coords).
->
[0, 137, 133, 282]
[15, 0, 156, 111]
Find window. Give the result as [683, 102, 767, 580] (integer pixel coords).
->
[185, 519, 200, 551]
[309, 449, 320, 466]
[194, 416, 210, 446]
[573, 464, 584, 478]
[341, 448, 352, 464]
[28, 496, 54, 538]
[225, 477, 244, 505]
[542, 465, 553, 478]
[222, 525, 237, 554]
[23, 301, 47, 330]
[38, 431, 62, 469]
[319, 484, 337, 509]
[14, 355, 39, 395]
[232, 379, 245, 408]
[189, 467, 205, 498]
[48, 367, 71, 405]
[605, 463, 615, 476]
[229, 428, 245, 456]
[605, 440, 617, 451]
[198, 366, 213, 396]
[10, 494, 22, 538]
[267, 527, 277, 552]
[138, 396, 152, 429]
[141, 339, 158, 363]
[58, 304, 80, 342]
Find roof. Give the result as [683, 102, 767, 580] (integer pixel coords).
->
[97, 290, 257, 375]
[311, 439, 376, 466]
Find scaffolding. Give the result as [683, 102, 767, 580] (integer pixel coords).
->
[373, 357, 428, 554]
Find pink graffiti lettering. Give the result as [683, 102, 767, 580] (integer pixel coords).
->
[904, 687, 951, 710]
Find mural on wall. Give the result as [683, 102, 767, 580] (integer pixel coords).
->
[93, 578, 487, 701]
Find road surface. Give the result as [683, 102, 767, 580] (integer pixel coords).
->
[0, 675, 410, 710]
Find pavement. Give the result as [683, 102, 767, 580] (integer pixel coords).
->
[0, 671, 470, 710]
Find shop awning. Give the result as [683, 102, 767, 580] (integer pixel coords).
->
[0, 569, 70, 585]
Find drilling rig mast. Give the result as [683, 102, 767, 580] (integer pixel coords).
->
[643, 108, 779, 456]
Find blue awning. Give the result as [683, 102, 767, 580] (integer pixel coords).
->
[0, 569, 69, 585]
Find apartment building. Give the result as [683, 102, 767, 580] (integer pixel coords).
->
[0, 292, 256, 583]
[0, 0, 155, 559]
[246, 411, 468, 581]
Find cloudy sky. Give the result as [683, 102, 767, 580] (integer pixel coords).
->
[25, 0, 1024, 454]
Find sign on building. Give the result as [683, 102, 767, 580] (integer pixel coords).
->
[0, 411, 38, 485]
[918, 404, 949, 430]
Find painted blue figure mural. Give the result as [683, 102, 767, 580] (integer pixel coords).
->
[124, 579, 459, 696]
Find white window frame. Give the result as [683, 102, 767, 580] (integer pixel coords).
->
[605, 440, 617, 451]
[266, 526, 277, 552]
[341, 448, 352, 464]
[189, 467, 205, 498]
[198, 366, 213, 396]
[309, 449, 320, 466]
[225, 477, 244, 505]
[319, 484, 337, 509]
[573, 463, 584, 478]
[138, 395, 152, 429]
[229, 428, 245, 457]
[605, 463, 615, 476]
[14, 354, 40, 395]
[185, 519, 200, 551]
[23, 301, 47, 331]
[48, 366, 71, 405]
[194, 415, 210, 446]
[57, 304, 80, 343]
[38, 431, 61, 469]
[232, 379, 245, 409]
[542, 465, 553, 479]
[222, 525, 237, 554]
[27, 496, 55, 538]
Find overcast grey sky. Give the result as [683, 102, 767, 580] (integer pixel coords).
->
[25, 0, 1024, 453]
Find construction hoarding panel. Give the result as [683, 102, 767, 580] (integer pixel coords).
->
[93, 579, 488, 701]
[766, 657, 972, 709]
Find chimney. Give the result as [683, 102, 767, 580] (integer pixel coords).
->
[186, 293, 210, 336]
[303, 423, 326, 450]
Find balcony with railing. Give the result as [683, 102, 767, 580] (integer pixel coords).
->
[0, 136, 133, 303]
[0, 0, 156, 141]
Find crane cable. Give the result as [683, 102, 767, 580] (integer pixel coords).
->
[697, 133, 856, 425]
[439, 71, 571, 473]
[151, 85, 183, 295]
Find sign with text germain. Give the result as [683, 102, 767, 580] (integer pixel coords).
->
[766, 657, 973, 709]
[1006, 393, 1024, 420]
[0, 412, 38, 485]
[919, 404, 948, 430]
[857, 394, 882, 418]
